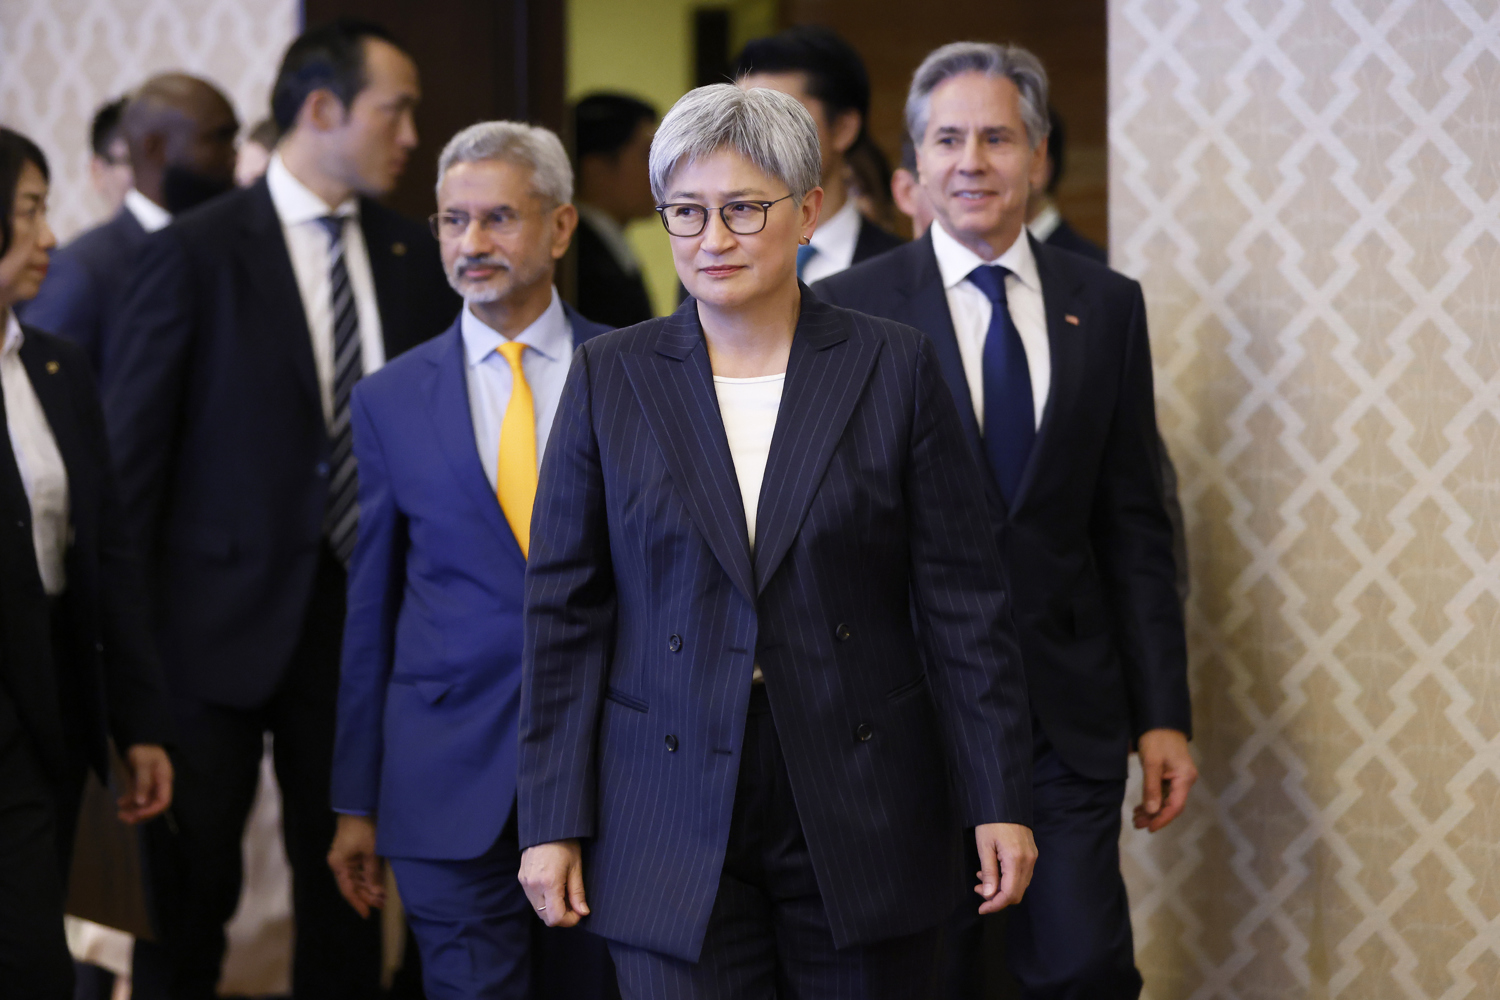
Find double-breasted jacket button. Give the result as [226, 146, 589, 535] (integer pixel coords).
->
[665, 734, 679, 752]
[835, 623, 852, 642]
[668, 634, 683, 653]
[855, 723, 873, 742]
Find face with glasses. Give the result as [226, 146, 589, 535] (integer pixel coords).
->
[658, 148, 820, 311]
[0, 161, 56, 311]
[434, 158, 577, 305]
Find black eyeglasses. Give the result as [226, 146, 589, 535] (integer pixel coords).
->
[654, 193, 794, 237]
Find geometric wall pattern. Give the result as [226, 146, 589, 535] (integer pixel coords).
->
[1110, 1, 1500, 997]
[0, 0, 298, 241]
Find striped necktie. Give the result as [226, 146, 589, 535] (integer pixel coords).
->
[316, 215, 363, 566]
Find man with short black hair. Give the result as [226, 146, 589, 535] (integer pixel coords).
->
[107, 18, 458, 999]
[1025, 107, 1107, 264]
[20, 75, 238, 374]
[736, 25, 903, 283]
[89, 96, 133, 216]
[573, 92, 658, 327]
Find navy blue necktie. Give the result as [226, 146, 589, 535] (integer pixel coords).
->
[968, 264, 1034, 504]
[796, 243, 818, 278]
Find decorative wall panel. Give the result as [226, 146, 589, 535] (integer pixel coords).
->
[0, 0, 298, 240]
[1111, 1, 1500, 997]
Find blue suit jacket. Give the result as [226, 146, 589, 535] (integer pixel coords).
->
[18, 207, 147, 374]
[331, 306, 609, 860]
[519, 292, 1032, 960]
[814, 232, 1190, 781]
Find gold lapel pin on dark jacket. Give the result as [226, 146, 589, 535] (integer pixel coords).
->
[45, 360, 60, 374]
[1064, 314, 1080, 326]
[391, 242, 407, 256]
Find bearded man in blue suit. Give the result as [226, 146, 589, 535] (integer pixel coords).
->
[326, 121, 617, 1000]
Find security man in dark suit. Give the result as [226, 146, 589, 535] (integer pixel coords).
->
[104, 19, 460, 999]
[815, 43, 1196, 999]
[574, 92, 659, 328]
[736, 25, 904, 283]
[20, 74, 239, 375]
[1025, 107, 1108, 265]
[0, 127, 174, 1000]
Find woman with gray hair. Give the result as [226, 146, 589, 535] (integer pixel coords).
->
[517, 83, 1036, 999]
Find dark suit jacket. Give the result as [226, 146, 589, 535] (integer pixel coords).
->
[576, 215, 654, 328]
[853, 215, 905, 264]
[18, 208, 149, 374]
[519, 291, 1032, 961]
[332, 306, 609, 860]
[103, 178, 460, 709]
[0, 326, 171, 783]
[814, 232, 1190, 781]
[1042, 217, 1107, 265]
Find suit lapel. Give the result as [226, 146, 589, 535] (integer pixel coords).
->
[752, 291, 879, 593]
[426, 321, 526, 569]
[361, 200, 412, 358]
[239, 179, 321, 417]
[1011, 237, 1089, 512]
[619, 302, 756, 604]
[897, 234, 983, 459]
[17, 336, 89, 508]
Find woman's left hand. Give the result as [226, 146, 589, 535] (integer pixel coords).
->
[118, 744, 173, 823]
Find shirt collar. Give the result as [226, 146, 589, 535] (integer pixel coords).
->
[1027, 202, 1061, 242]
[809, 197, 862, 258]
[461, 287, 571, 368]
[576, 203, 640, 274]
[123, 188, 172, 233]
[930, 217, 1040, 295]
[2, 310, 21, 357]
[266, 152, 359, 227]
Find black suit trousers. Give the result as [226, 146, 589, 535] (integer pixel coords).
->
[942, 724, 1141, 1000]
[608, 685, 940, 1000]
[133, 547, 380, 1000]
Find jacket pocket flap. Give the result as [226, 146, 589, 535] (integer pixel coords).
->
[604, 687, 649, 713]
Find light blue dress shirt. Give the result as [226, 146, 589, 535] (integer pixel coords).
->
[461, 287, 576, 488]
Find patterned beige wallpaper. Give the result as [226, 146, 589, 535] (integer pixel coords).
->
[1111, 1, 1500, 997]
[0, 0, 298, 241]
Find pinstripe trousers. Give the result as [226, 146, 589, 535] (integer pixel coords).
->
[608, 685, 940, 1000]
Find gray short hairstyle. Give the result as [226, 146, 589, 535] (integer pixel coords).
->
[436, 121, 573, 204]
[906, 42, 1050, 150]
[649, 84, 822, 203]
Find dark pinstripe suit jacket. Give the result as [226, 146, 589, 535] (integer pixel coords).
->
[519, 290, 1032, 962]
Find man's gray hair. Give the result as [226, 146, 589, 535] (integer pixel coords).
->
[649, 84, 821, 203]
[436, 121, 573, 204]
[905, 42, 1050, 150]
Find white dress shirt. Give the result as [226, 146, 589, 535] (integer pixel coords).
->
[1027, 201, 1062, 243]
[462, 289, 575, 489]
[800, 197, 863, 285]
[123, 188, 172, 233]
[576, 203, 643, 275]
[266, 154, 385, 427]
[2, 312, 70, 595]
[930, 219, 1051, 430]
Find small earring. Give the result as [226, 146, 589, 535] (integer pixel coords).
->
[799, 236, 811, 245]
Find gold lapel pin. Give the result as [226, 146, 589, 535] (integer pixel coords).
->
[391, 242, 407, 256]
[1064, 314, 1080, 326]
[45, 360, 60, 374]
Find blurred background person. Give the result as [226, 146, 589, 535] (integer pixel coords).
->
[328, 119, 618, 1000]
[891, 135, 934, 238]
[736, 25, 903, 283]
[19, 74, 238, 377]
[87, 97, 133, 220]
[1025, 106, 1106, 264]
[236, 117, 281, 188]
[573, 92, 658, 328]
[0, 126, 174, 1000]
[844, 133, 901, 235]
[104, 19, 458, 998]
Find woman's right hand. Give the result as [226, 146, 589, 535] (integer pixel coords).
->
[519, 839, 589, 927]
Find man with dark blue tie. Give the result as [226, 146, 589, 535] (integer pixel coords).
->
[814, 42, 1195, 1000]
[326, 120, 616, 1000]
[104, 19, 459, 998]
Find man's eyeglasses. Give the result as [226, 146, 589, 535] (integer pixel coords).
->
[428, 209, 527, 241]
[655, 194, 794, 238]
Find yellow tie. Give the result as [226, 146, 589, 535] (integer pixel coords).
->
[495, 341, 537, 558]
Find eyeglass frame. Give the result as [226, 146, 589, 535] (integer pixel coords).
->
[427, 207, 537, 241]
[654, 193, 797, 238]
